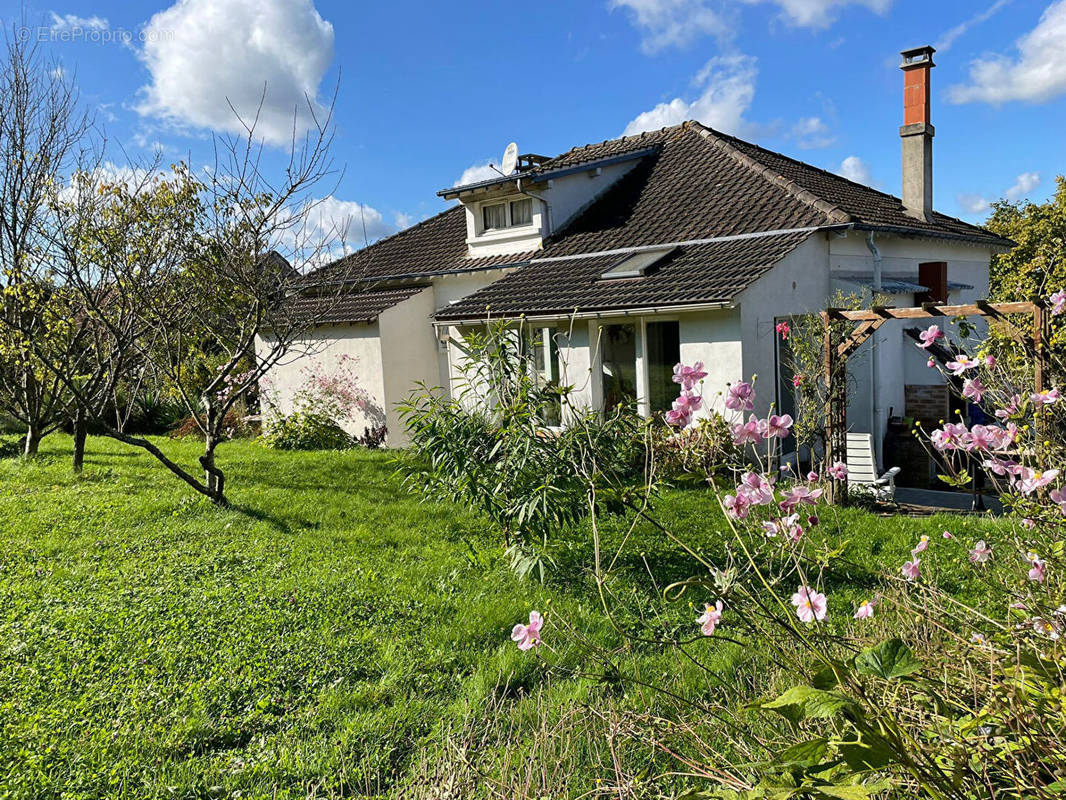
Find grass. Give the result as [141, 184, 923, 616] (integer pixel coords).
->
[0, 435, 1010, 799]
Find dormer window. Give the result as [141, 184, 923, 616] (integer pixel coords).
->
[482, 197, 533, 231]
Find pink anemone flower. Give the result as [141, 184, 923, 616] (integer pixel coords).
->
[672, 362, 708, 391]
[828, 462, 848, 481]
[918, 324, 944, 349]
[1051, 289, 1066, 316]
[854, 599, 875, 620]
[511, 611, 544, 651]
[724, 381, 755, 412]
[791, 585, 828, 623]
[697, 600, 724, 636]
[1028, 554, 1046, 583]
[901, 558, 921, 581]
[969, 540, 992, 563]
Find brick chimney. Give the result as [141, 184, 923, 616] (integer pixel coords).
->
[900, 45, 935, 221]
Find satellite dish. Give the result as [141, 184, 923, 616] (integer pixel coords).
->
[500, 142, 519, 176]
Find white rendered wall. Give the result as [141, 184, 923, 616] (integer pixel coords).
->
[378, 287, 440, 446]
[255, 324, 387, 438]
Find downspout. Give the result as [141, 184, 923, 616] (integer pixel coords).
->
[865, 231, 883, 468]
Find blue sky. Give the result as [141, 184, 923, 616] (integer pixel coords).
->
[11, 0, 1066, 247]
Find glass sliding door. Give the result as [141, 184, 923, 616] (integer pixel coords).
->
[601, 324, 637, 411]
[645, 320, 681, 415]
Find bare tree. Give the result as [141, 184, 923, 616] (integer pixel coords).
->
[0, 28, 93, 455]
[33, 93, 361, 504]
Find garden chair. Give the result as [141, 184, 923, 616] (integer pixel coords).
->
[845, 432, 901, 503]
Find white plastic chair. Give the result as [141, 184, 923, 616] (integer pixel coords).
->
[845, 432, 901, 502]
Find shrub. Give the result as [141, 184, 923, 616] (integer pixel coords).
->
[651, 412, 739, 482]
[259, 410, 354, 451]
[399, 320, 647, 578]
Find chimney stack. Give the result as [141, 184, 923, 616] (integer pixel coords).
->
[900, 45, 935, 221]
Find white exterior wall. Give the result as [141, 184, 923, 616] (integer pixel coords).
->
[378, 287, 440, 446]
[256, 323, 387, 438]
[737, 235, 832, 419]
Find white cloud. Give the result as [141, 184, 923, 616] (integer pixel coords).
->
[948, 0, 1066, 104]
[394, 211, 415, 229]
[302, 196, 392, 249]
[135, 0, 335, 146]
[49, 12, 109, 32]
[623, 54, 757, 136]
[792, 115, 835, 149]
[609, 0, 734, 53]
[957, 193, 991, 214]
[739, 0, 890, 28]
[1005, 170, 1040, 200]
[934, 0, 1011, 53]
[454, 161, 500, 187]
[836, 155, 873, 186]
[956, 171, 1041, 215]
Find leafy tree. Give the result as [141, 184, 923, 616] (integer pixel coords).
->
[0, 30, 92, 456]
[986, 176, 1066, 318]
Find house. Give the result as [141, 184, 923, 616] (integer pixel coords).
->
[258, 45, 1011, 469]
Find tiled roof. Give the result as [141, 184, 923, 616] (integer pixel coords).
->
[300, 121, 1008, 323]
[435, 232, 813, 321]
[309, 205, 535, 286]
[284, 285, 429, 325]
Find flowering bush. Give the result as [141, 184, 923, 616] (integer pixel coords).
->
[501, 290, 1066, 798]
[260, 355, 378, 451]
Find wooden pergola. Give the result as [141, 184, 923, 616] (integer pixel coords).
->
[820, 300, 1050, 503]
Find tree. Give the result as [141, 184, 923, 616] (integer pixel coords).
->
[986, 176, 1066, 309]
[35, 103, 360, 504]
[0, 29, 93, 455]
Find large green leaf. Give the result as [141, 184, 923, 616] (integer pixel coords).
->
[853, 639, 921, 680]
[838, 734, 898, 771]
[762, 686, 855, 721]
[778, 737, 829, 767]
[813, 781, 892, 800]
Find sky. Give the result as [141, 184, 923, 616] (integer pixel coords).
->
[8, 0, 1066, 251]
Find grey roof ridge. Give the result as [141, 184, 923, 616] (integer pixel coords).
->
[688, 120, 853, 226]
[533, 226, 823, 263]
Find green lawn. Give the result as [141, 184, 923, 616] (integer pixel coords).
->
[0, 436, 1008, 799]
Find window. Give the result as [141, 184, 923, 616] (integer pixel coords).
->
[645, 321, 681, 414]
[528, 326, 561, 426]
[481, 197, 534, 232]
[482, 203, 507, 231]
[510, 198, 532, 226]
[601, 324, 638, 410]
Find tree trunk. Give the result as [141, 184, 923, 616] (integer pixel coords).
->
[199, 436, 227, 506]
[24, 423, 42, 457]
[72, 408, 87, 473]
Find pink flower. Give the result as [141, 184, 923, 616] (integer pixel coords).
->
[672, 362, 708, 391]
[731, 416, 763, 446]
[697, 600, 724, 636]
[1027, 553, 1046, 583]
[666, 407, 692, 427]
[672, 391, 703, 417]
[511, 611, 543, 651]
[1021, 518, 1036, 530]
[723, 492, 752, 519]
[764, 513, 803, 541]
[1033, 617, 1061, 640]
[927, 357, 936, 368]
[968, 425, 997, 451]
[946, 354, 980, 376]
[791, 586, 828, 623]
[901, 558, 921, 581]
[970, 540, 992, 563]
[854, 599, 875, 620]
[725, 382, 755, 412]
[761, 414, 793, 439]
[995, 394, 1021, 420]
[738, 472, 775, 505]
[827, 462, 848, 481]
[942, 530, 954, 539]
[912, 535, 929, 555]
[962, 378, 987, 403]
[776, 321, 791, 341]
[1051, 487, 1066, 515]
[1050, 289, 1066, 316]
[1014, 468, 1060, 495]
[806, 470, 819, 482]
[779, 485, 822, 513]
[792, 374, 805, 388]
[1031, 389, 1061, 408]
[918, 324, 944, 349]
[931, 422, 972, 451]
[984, 354, 996, 367]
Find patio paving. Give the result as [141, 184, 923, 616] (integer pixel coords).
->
[895, 487, 1002, 514]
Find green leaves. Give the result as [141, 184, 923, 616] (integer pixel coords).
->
[761, 686, 856, 722]
[853, 639, 921, 680]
